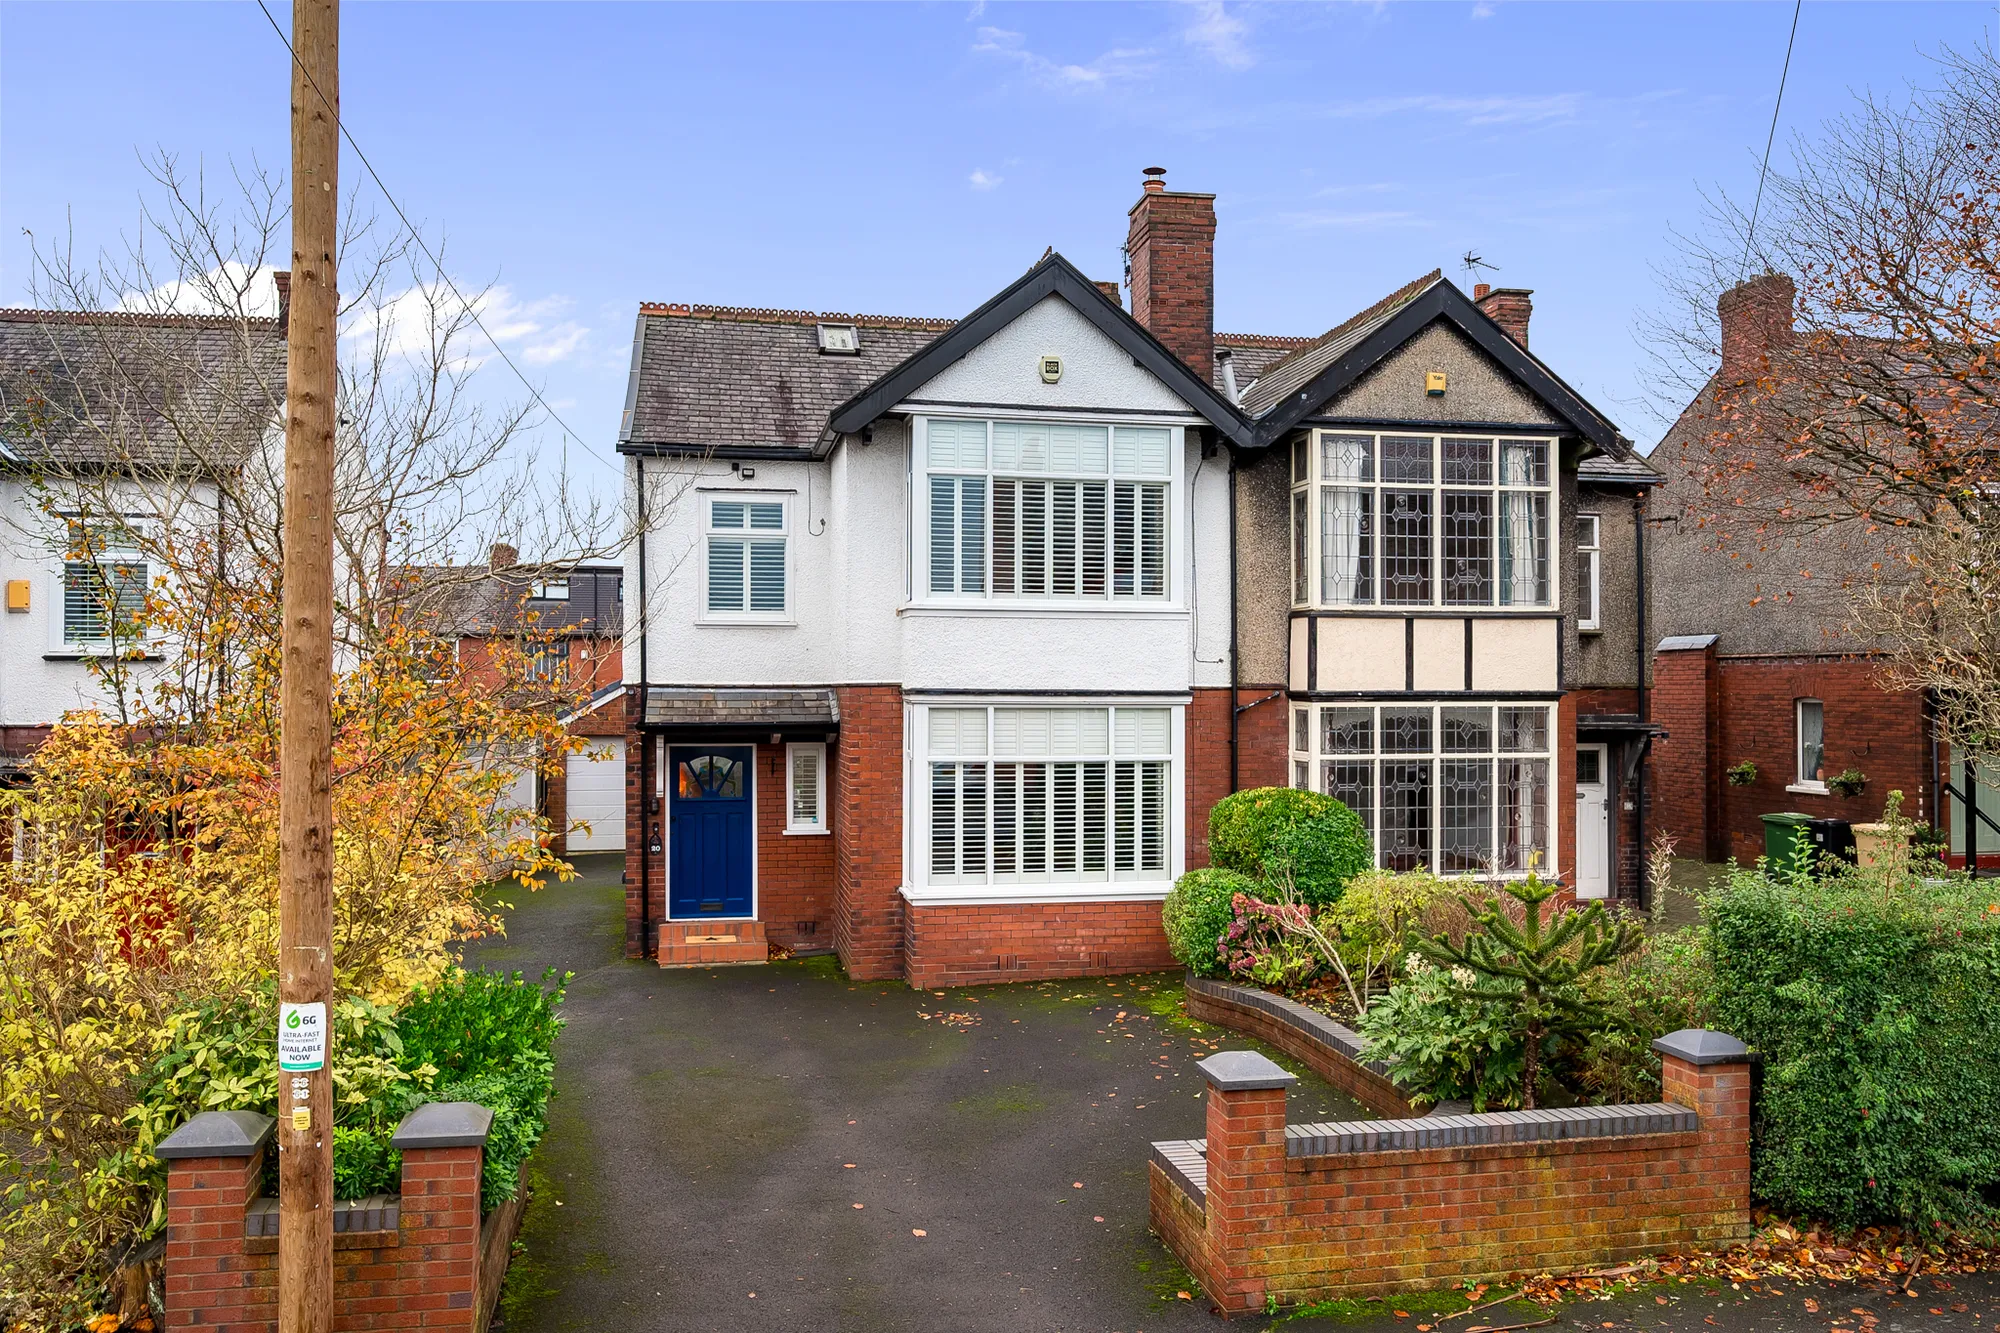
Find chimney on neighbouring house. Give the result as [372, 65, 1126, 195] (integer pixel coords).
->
[273, 270, 291, 337]
[1717, 271, 1796, 384]
[1094, 279, 1123, 308]
[1125, 167, 1216, 377]
[489, 542, 518, 571]
[1475, 286, 1533, 349]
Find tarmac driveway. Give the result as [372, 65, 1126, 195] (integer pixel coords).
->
[466, 858, 2000, 1333]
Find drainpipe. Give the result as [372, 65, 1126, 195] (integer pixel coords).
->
[635, 454, 651, 957]
[1633, 489, 1650, 908]
[1228, 448, 1240, 794]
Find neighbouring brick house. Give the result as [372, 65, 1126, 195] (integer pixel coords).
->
[409, 546, 626, 857]
[1647, 273, 1994, 868]
[618, 169, 1652, 983]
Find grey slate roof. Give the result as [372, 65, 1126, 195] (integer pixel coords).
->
[620, 305, 952, 453]
[1237, 271, 1444, 416]
[644, 687, 839, 728]
[1579, 447, 1660, 484]
[397, 562, 623, 638]
[0, 308, 285, 472]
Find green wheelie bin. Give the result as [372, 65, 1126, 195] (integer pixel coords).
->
[1760, 811, 1813, 876]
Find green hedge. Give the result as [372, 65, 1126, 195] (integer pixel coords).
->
[1709, 869, 2000, 1225]
[1162, 868, 1259, 976]
[1206, 787, 1371, 907]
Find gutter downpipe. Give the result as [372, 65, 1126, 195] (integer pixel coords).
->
[1228, 446, 1240, 795]
[635, 454, 651, 959]
[1633, 488, 1650, 909]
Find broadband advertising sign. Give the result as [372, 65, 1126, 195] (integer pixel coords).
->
[278, 1001, 328, 1072]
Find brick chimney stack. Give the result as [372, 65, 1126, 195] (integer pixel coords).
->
[1717, 272, 1795, 384]
[1125, 167, 1216, 377]
[1475, 286, 1533, 349]
[273, 270, 291, 337]
[1094, 279, 1123, 309]
[489, 542, 518, 571]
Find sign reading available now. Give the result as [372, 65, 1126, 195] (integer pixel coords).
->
[277, 1001, 328, 1072]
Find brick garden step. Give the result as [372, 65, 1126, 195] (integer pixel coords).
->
[657, 918, 767, 968]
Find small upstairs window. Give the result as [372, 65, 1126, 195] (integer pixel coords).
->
[57, 519, 151, 652]
[704, 495, 789, 620]
[1576, 514, 1601, 631]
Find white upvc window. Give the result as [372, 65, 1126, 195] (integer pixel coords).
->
[1794, 699, 1827, 791]
[1290, 700, 1554, 876]
[1290, 431, 1555, 610]
[1576, 513, 1601, 632]
[702, 492, 790, 621]
[51, 517, 153, 654]
[920, 417, 1174, 604]
[920, 703, 1176, 893]
[786, 742, 828, 834]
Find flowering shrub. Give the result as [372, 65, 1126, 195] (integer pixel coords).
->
[1356, 955, 1528, 1111]
[1215, 893, 1322, 989]
[1162, 868, 1262, 976]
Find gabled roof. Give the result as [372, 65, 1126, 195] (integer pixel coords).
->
[827, 252, 1253, 448]
[0, 307, 286, 473]
[1238, 274, 1622, 455]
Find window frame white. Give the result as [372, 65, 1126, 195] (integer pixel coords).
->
[785, 741, 829, 835]
[1288, 699, 1557, 878]
[1289, 430, 1558, 612]
[912, 414, 1184, 611]
[1576, 512, 1601, 632]
[698, 490, 794, 625]
[1790, 698, 1828, 793]
[47, 513, 159, 657]
[903, 698, 1185, 905]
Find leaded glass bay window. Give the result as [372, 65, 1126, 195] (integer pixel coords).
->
[924, 418, 1171, 603]
[925, 704, 1173, 889]
[1288, 701, 1552, 875]
[1291, 431, 1554, 609]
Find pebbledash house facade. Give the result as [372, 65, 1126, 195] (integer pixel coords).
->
[616, 171, 1655, 985]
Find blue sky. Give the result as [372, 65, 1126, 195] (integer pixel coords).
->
[2, 1, 1987, 503]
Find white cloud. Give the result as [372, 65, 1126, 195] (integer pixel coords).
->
[1182, 1, 1253, 70]
[968, 169, 1004, 191]
[1317, 92, 1583, 127]
[1471, 2, 1496, 18]
[118, 262, 283, 318]
[340, 283, 588, 372]
[971, 25, 1156, 89]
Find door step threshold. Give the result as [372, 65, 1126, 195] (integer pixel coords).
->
[657, 919, 767, 968]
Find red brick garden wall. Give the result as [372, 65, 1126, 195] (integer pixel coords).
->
[753, 740, 835, 954]
[832, 686, 905, 981]
[164, 1142, 504, 1333]
[902, 899, 1175, 989]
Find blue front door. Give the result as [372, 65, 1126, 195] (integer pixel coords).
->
[668, 746, 754, 918]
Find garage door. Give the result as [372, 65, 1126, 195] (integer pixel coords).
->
[566, 739, 626, 852]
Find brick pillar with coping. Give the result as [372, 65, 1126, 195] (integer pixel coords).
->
[1654, 1029, 1755, 1244]
[158, 1110, 277, 1333]
[390, 1101, 493, 1330]
[1198, 1050, 1297, 1316]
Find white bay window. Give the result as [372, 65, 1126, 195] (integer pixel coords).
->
[920, 703, 1176, 895]
[922, 417, 1172, 603]
[1289, 701, 1552, 875]
[1291, 431, 1553, 609]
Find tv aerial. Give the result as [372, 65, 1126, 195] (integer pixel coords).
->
[1461, 251, 1500, 284]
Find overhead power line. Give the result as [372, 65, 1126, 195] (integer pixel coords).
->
[1741, 0, 1803, 279]
[253, 0, 614, 473]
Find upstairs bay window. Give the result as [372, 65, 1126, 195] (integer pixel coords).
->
[923, 418, 1171, 603]
[1291, 431, 1553, 609]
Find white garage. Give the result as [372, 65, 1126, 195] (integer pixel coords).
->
[565, 739, 626, 852]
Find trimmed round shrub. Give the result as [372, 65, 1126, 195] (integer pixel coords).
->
[1207, 787, 1371, 907]
[1162, 867, 1260, 976]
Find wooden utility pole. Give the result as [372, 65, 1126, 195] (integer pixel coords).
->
[278, 1, 338, 1329]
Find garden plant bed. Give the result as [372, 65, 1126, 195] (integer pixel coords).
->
[1183, 973, 1415, 1117]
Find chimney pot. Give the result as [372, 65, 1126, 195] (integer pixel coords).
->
[1473, 282, 1492, 301]
[1717, 272, 1796, 384]
[1475, 286, 1533, 350]
[490, 542, 519, 571]
[1126, 172, 1217, 376]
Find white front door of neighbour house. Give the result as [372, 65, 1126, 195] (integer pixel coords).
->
[1575, 744, 1610, 900]
[566, 739, 627, 852]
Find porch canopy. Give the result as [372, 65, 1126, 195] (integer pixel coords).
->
[642, 687, 840, 743]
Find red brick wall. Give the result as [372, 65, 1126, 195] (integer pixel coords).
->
[622, 696, 658, 959]
[1186, 687, 1290, 870]
[1555, 692, 1579, 889]
[164, 1142, 495, 1333]
[752, 740, 835, 954]
[902, 899, 1176, 989]
[1185, 981, 1413, 1119]
[1651, 644, 1720, 860]
[1125, 185, 1216, 375]
[1158, 1050, 1751, 1313]
[832, 686, 904, 981]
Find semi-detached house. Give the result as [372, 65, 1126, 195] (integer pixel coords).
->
[617, 170, 1655, 985]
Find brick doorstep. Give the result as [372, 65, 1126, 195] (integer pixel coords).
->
[657, 918, 768, 968]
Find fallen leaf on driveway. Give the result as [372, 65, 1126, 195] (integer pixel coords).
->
[843, 1163, 856, 1169]
[1805, 1300, 1820, 1313]
[1073, 1181, 1084, 1188]
[1094, 1216, 1105, 1222]
[912, 1229, 926, 1237]
[852, 1203, 864, 1210]
[1176, 1291, 1192, 1301]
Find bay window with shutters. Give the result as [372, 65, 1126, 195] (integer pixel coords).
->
[51, 517, 153, 654]
[917, 703, 1180, 898]
[1288, 701, 1553, 876]
[919, 417, 1175, 605]
[702, 493, 790, 622]
[1290, 431, 1555, 609]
